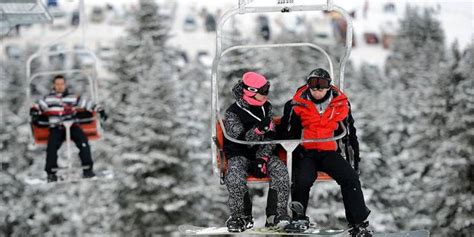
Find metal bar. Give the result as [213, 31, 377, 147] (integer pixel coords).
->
[29, 70, 95, 99]
[211, 6, 240, 177]
[331, 5, 353, 91]
[220, 43, 334, 79]
[218, 113, 346, 145]
[281, 141, 299, 202]
[26, 48, 99, 100]
[64, 121, 73, 182]
[238, 4, 330, 14]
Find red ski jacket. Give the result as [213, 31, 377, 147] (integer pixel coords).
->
[292, 85, 349, 151]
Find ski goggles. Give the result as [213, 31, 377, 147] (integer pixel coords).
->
[307, 77, 331, 90]
[244, 82, 270, 95]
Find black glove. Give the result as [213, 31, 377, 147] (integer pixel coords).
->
[257, 116, 273, 133]
[99, 110, 108, 121]
[30, 108, 41, 116]
[250, 157, 269, 178]
[354, 155, 360, 173]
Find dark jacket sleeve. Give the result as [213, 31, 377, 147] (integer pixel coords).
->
[276, 100, 302, 140]
[346, 109, 360, 161]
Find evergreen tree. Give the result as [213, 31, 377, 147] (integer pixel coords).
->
[106, 0, 197, 234]
[177, 64, 229, 226]
[378, 6, 453, 231]
[424, 42, 473, 235]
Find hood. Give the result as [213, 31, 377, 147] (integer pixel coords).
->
[293, 85, 347, 105]
[232, 80, 250, 108]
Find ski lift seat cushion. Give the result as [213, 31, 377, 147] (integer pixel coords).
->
[216, 117, 332, 182]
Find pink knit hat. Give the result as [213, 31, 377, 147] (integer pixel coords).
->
[242, 72, 269, 106]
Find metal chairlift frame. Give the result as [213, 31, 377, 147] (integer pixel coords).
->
[24, 0, 102, 182]
[211, 0, 354, 185]
[0, 0, 53, 26]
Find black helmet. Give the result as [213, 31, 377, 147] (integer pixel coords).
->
[306, 68, 331, 81]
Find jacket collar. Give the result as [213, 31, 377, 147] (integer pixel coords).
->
[293, 85, 347, 105]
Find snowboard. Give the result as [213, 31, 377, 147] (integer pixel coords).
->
[178, 225, 429, 237]
[178, 225, 347, 236]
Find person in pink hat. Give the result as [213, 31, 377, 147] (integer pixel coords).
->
[223, 72, 291, 232]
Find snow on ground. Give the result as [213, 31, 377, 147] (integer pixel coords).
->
[1, 0, 472, 71]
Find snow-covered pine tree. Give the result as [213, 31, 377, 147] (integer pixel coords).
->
[0, 55, 37, 236]
[422, 42, 473, 235]
[0, 40, 121, 236]
[349, 62, 404, 230]
[380, 6, 450, 232]
[105, 0, 199, 234]
[176, 64, 229, 226]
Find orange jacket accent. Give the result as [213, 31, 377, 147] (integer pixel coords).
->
[292, 85, 349, 151]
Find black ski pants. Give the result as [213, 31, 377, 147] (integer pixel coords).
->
[292, 150, 370, 224]
[45, 125, 93, 174]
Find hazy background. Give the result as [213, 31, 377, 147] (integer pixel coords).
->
[1, 0, 472, 236]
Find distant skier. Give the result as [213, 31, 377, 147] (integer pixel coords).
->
[277, 68, 372, 237]
[30, 75, 108, 182]
[223, 72, 291, 232]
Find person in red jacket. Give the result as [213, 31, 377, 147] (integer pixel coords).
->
[278, 68, 372, 237]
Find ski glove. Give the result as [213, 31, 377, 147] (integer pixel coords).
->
[30, 108, 41, 116]
[256, 116, 274, 134]
[251, 157, 269, 178]
[99, 110, 108, 121]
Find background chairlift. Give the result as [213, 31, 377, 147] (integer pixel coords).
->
[0, 0, 53, 28]
[25, 0, 105, 183]
[211, 0, 354, 186]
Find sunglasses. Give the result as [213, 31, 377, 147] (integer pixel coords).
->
[244, 82, 270, 95]
[307, 77, 331, 90]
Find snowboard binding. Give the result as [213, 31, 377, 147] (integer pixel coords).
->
[284, 201, 311, 233]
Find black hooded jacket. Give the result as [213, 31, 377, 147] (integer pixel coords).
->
[223, 81, 275, 160]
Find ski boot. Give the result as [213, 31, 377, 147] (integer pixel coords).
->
[243, 215, 254, 229]
[348, 221, 373, 237]
[226, 215, 254, 232]
[83, 169, 96, 179]
[284, 201, 310, 233]
[47, 173, 58, 183]
[265, 214, 292, 229]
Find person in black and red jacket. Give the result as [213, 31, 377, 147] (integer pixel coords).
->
[277, 68, 372, 237]
[223, 72, 291, 232]
[30, 75, 107, 182]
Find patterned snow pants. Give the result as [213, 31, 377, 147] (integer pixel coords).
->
[225, 156, 289, 217]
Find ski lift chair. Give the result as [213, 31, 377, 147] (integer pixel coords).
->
[26, 0, 101, 146]
[0, 0, 53, 26]
[23, 0, 109, 183]
[28, 70, 101, 145]
[211, 0, 354, 186]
